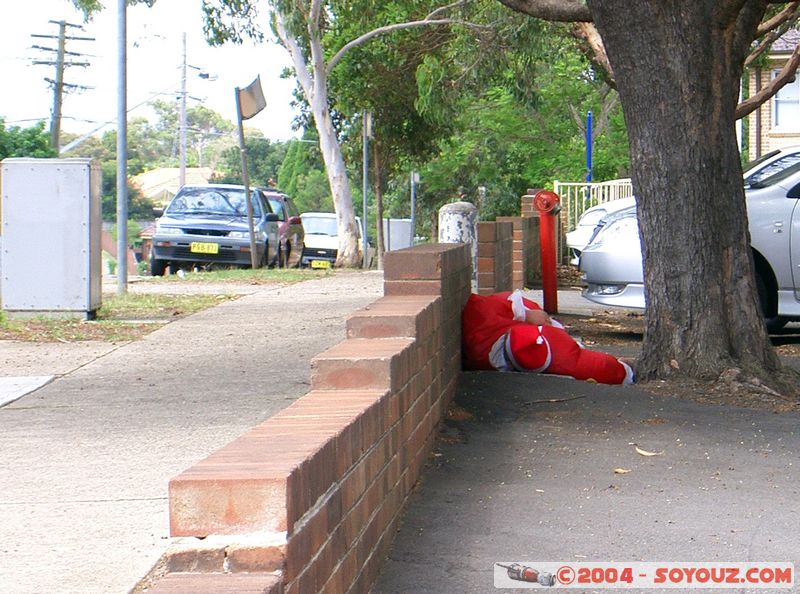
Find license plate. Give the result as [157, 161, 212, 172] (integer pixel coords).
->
[190, 242, 219, 254]
[311, 259, 331, 269]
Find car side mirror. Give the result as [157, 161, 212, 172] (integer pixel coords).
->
[289, 215, 302, 225]
[153, 207, 164, 217]
[265, 213, 280, 222]
[787, 182, 800, 199]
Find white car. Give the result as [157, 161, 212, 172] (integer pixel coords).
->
[580, 146, 800, 330]
[300, 212, 362, 269]
[565, 196, 637, 265]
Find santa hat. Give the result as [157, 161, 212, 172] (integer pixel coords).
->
[505, 324, 552, 372]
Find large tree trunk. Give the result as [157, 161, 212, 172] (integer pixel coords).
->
[587, 0, 791, 389]
[310, 93, 362, 267]
[274, 8, 361, 267]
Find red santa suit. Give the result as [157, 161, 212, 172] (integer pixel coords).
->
[462, 291, 633, 385]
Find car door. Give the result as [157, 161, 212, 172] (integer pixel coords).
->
[257, 191, 280, 261]
[786, 181, 800, 300]
[745, 152, 800, 300]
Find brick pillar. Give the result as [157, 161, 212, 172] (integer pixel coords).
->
[476, 221, 513, 295]
[497, 215, 537, 290]
[521, 191, 547, 286]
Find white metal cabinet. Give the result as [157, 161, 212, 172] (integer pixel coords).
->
[1, 158, 102, 319]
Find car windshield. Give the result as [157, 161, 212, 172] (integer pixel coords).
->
[166, 188, 262, 217]
[744, 152, 800, 189]
[302, 216, 338, 236]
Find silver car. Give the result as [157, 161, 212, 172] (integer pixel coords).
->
[580, 146, 800, 330]
[565, 196, 637, 265]
[150, 184, 280, 275]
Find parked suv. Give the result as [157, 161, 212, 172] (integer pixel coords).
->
[149, 184, 280, 275]
[261, 189, 304, 268]
[579, 146, 800, 330]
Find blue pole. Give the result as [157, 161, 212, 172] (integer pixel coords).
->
[585, 110, 593, 183]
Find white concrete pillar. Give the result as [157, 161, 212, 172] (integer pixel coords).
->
[438, 201, 478, 292]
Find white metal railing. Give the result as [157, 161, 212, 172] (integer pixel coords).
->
[554, 178, 634, 233]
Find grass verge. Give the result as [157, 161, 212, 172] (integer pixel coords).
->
[0, 268, 337, 342]
[147, 267, 331, 284]
[0, 293, 236, 343]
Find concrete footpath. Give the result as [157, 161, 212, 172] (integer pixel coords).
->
[0, 272, 384, 594]
[374, 368, 800, 591]
[5, 277, 798, 594]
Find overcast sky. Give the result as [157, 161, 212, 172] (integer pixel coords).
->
[0, 0, 299, 142]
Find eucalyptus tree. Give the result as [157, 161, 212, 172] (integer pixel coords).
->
[499, 0, 800, 394]
[203, 0, 484, 266]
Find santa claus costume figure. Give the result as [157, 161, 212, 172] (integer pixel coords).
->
[462, 290, 634, 385]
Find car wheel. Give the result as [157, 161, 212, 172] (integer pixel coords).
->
[755, 271, 787, 333]
[150, 255, 167, 276]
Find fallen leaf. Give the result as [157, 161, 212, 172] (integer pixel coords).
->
[635, 445, 664, 457]
[614, 468, 632, 474]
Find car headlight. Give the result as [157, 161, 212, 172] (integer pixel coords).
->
[155, 224, 184, 234]
[590, 215, 639, 247]
[228, 231, 250, 239]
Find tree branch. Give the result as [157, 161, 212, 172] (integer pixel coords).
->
[757, 1, 800, 36]
[572, 22, 613, 81]
[716, 0, 751, 28]
[744, 1, 800, 66]
[568, 103, 585, 134]
[592, 88, 618, 139]
[326, 18, 489, 75]
[309, 0, 322, 29]
[274, 9, 315, 100]
[428, 0, 468, 20]
[495, 0, 591, 22]
[736, 42, 800, 119]
[746, 18, 794, 66]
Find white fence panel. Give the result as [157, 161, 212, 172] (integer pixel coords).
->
[554, 178, 634, 233]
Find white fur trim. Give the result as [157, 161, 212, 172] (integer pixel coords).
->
[620, 360, 635, 385]
[508, 290, 529, 322]
[489, 336, 512, 371]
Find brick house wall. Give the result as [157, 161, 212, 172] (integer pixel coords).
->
[746, 31, 800, 161]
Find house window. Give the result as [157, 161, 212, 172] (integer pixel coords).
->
[772, 70, 800, 130]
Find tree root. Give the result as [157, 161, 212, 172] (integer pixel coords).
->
[636, 366, 800, 413]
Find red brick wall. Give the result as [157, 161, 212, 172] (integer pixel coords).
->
[476, 221, 513, 295]
[496, 215, 540, 290]
[147, 243, 471, 594]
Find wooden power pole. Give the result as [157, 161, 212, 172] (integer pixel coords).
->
[31, 20, 93, 152]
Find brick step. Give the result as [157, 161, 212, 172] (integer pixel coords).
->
[311, 338, 415, 391]
[146, 572, 282, 594]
